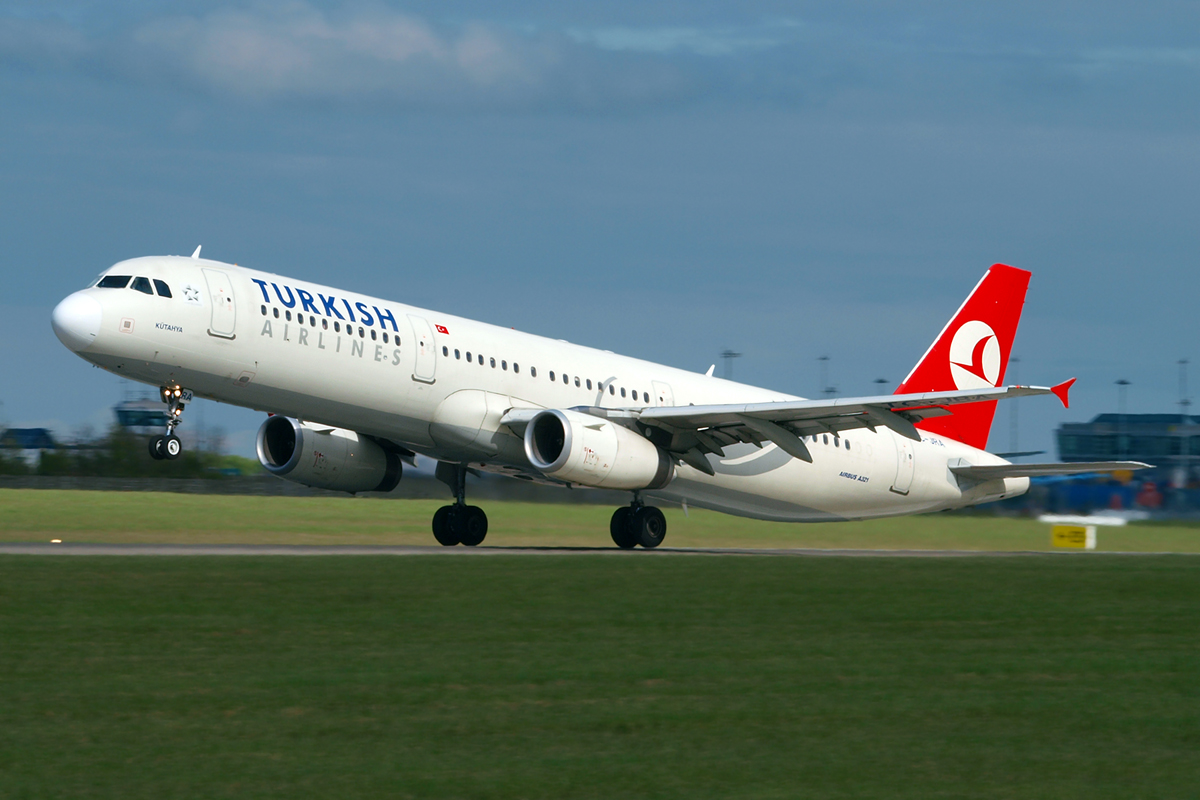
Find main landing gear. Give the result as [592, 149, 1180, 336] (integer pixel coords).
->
[149, 384, 189, 461]
[611, 496, 667, 549]
[431, 462, 489, 547]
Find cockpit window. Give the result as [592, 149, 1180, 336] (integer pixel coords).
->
[153, 279, 172, 298]
[97, 275, 131, 289]
[131, 277, 153, 295]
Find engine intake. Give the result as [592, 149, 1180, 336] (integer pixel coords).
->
[256, 416, 402, 494]
[524, 409, 673, 490]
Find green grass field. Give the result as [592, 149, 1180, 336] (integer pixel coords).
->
[3, 488, 1200, 551]
[2, 555, 1198, 798]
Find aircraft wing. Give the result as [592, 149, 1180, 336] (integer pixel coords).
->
[582, 383, 1072, 476]
[949, 461, 1151, 481]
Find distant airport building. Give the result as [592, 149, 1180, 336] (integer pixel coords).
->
[114, 398, 171, 434]
[1057, 413, 1199, 488]
[0, 427, 57, 467]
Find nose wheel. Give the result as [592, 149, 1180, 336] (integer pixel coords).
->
[148, 433, 183, 461]
[149, 385, 190, 461]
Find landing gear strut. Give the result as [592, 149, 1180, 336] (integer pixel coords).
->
[611, 495, 667, 549]
[149, 384, 189, 461]
[431, 462, 488, 547]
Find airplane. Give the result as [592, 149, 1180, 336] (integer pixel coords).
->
[51, 251, 1147, 548]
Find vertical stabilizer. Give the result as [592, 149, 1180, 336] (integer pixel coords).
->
[895, 264, 1030, 450]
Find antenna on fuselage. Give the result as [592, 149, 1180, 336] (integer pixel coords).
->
[191, 246, 202, 259]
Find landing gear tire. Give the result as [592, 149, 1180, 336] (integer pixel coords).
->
[163, 434, 183, 460]
[432, 505, 459, 546]
[149, 436, 166, 460]
[430, 463, 488, 547]
[610, 507, 638, 549]
[457, 506, 488, 547]
[631, 506, 667, 549]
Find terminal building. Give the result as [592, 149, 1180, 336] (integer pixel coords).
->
[1057, 413, 1199, 488]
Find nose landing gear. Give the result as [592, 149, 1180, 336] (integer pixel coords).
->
[611, 496, 667, 549]
[148, 385, 190, 461]
[431, 462, 489, 547]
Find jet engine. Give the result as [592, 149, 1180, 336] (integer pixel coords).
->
[256, 416, 402, 494]
[524, 409, 674, 490]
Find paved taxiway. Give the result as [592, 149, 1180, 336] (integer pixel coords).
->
[0, 543, 1180, 557]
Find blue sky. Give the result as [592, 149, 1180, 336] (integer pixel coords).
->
[2, 1, 1197, 458]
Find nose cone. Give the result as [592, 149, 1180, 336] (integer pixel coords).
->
[52, 292, 102, 352]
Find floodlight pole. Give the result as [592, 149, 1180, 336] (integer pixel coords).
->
[1009, 357, 1020, 452]
[719, 349, 742, 381]
[1180, 360, 1192, 490]
[818, 355, 835, 397]
[1116, 379, 1130, 459]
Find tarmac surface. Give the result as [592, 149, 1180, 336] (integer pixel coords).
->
[0, 543, 1179, 557]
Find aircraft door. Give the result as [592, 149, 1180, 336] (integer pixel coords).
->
[890, 431, 916, 495]
[409, 315, 437, 384]
[202, 268, 236, 339]
[653, 381, 675, 407]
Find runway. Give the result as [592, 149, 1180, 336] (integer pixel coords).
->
[0, 543, 1174, 557]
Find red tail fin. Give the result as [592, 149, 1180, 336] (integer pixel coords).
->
[895, 264, 1030, 450]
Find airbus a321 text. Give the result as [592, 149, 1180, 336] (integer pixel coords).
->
[51, 252, 1147, 548]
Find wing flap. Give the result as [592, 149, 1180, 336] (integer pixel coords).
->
[626, 385, 1057, 457]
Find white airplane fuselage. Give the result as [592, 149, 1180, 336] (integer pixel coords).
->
[53, 255, 1027, 522]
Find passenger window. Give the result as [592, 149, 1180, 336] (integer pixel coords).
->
[531, 367, 536, 377]
[442, 346, 448, 356]
[455, 349, 460, 359]
[574, 377, 580, 387]
[310, 316, 316, 327]
[620, 388, 626, 398]
[153, 279, 172, 298]
[383, 332, 389, 343]
[490, 357, 496, 368]
[514, 363, 520, 373]
[97, 275, 131, 289]
[550, 371, 555, 381]
[502, 360, 508, 371]
[358, 327, 365, 337]
[586, 379, 593, 390]
[322, 319, 328, 330]
[563, 374, 569, 384]
[131, 277, 153, 295]
[823, 435, 828, 445]
[261, 305, 267, 316]
[609, 385, 615, 395]
[273, 308, 280, 319]
[371, 329, 377, 340]
[286, 310, 292, 321]
[845, 439, 851, 450]
[334, 321, 340, 332]
[643, 392, 650, 403]
[467, 352, 472, 362]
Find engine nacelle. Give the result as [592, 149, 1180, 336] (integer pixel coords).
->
[256, 416, 402, 494]
[524, 409, 674, 490]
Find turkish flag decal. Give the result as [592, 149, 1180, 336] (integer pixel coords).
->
[435, 324, 449, 335]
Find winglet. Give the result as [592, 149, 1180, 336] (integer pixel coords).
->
[1051, 378, 1076, 409]
[705, 364, 715, 377]
[191, 245, 202, 259]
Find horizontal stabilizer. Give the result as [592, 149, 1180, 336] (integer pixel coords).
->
[951, 461, 1151, 481]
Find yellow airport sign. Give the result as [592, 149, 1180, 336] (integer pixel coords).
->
[1052, 524, 1096, 550]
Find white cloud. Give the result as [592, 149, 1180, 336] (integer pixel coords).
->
[126, 5, 550, 102]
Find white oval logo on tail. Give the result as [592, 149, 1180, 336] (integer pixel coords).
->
[948, 320, 1000, 389]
